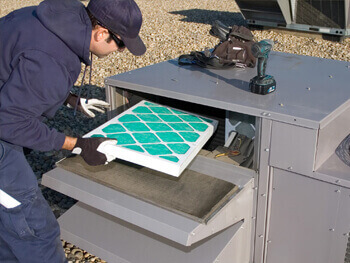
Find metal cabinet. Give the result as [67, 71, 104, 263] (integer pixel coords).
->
[266, 168, 350, 263]
[235, 0, 350, 38]
[43, 51, 350, 262]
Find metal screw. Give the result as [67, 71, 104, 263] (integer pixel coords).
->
[267, 240, 272, 243]
[261, 112, 271, 117]
[329, 228, 335, 232]
[335, 180, 340, 183]
[253, 187, 258, 190]
[191, 232, 195, 236]
[306, 87, 311, 90]
[335, 189, 341, 193]
[252, 217, 256, 220]
[259, 235, 264, 238]
[288, 166, 293, 170]
[279, 103, 284, 107]
[344, 233, 350, 236]
[264, 148, 270, 152]
[329, 75, 333, 78]
[261, 194, 266, 197]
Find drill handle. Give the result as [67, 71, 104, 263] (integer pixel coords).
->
[257, 57, 266, 78]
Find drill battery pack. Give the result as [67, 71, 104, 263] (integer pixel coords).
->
[249, 75, 276, 95]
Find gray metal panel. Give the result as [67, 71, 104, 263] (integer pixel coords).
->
[105, 52, 350, 129]
[187, 154, 255, 187]
[266, 168, 344, 263]
[253, 118, 273, 263]
[329, 187, 350, 263]
[277, 0, 292, 24]
[58, 202, 246, 263]
[315, 105, 350, 170]
[270, 121, 318, 174]
[316, 152, 350, 189]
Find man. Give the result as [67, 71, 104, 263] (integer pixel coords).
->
[0, 0, 146, 261]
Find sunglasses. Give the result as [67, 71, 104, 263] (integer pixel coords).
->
[96, 21, 125, 48]
[108, 30, 125, 49]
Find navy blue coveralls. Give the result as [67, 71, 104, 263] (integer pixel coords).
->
[0, 0, 91, 261]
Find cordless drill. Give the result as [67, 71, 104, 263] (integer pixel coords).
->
[249, 39, 276, 95]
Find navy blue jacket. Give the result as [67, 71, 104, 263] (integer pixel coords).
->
[0, 0, 91, 151]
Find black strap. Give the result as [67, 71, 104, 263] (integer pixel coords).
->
[178, 51, 236, 69]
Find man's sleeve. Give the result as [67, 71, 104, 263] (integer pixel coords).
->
[0, 50, 72, 151]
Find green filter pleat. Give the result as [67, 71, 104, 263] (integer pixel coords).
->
[137, 114, 161, 122]
[159, 155, 179, 162]
[118, 114, 140, 122]
[90, 134, 105, 138]
[142, 144, 172, 155]
[189, 123, 209, 132]
[149, 106, 172, 114]
[168, 123, 193, 131]
[200, 117, 214, 123]
[123, 145, 144, 152]
[179, 132, 200, 142]
[133, 133, 160, 143]
[123, 122, 150, 132]
[102, 124, 126, 133]
[156, 132, 184, 142]
[144, 101, 159, 106]
[107, 133, 136, 145]
[167, 143, 190, 154]
[132, 106, 152, 113]
[178, 114, 202, 122]
[171, 109, 185, 115]
[158, 115, 183, 122]
[146, 123, 172, 131]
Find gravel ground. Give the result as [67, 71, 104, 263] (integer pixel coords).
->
[1, 0, 350, 262]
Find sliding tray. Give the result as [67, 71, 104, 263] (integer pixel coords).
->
[56, 155, 238, 224]
[42, 154, 254, 258]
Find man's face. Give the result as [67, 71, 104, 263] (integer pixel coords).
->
[90, 26, 125, 58]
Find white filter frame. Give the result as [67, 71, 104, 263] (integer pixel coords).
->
[84, 100, 218, 177]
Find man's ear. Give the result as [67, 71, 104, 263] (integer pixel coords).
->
[92, 27, 109, 42]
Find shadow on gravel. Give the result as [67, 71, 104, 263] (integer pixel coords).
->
[169, 9, 246, 26]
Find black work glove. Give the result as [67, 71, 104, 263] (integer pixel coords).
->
[72, 137, 118, 166]
[65, 93, 110, 118]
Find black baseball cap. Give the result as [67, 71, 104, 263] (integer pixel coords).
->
[87, 0, 146, 56]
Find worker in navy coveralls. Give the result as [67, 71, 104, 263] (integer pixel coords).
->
[0, 0, 146, 261]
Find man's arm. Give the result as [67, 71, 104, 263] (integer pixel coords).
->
[0, 50, 69, 151]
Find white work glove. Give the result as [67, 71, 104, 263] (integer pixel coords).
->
[65, 93, 110, 117]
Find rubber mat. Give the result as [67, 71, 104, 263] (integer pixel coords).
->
[57, 155, 239, 223]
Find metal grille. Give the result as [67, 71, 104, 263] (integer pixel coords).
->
[236, 0, 286, 24]
[295, 0, 345, 28]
